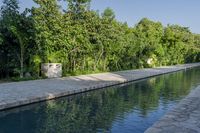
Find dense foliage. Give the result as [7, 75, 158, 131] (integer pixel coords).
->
[0, 0, 200, 79]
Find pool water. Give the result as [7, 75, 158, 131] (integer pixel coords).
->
[0, 67, 200, 133]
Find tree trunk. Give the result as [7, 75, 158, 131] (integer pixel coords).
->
[82, 55, 85, 71]
[103, 59, 107, 71]
[20, 46, 24, 78]
[73, 59, 76, 72]
[94, 45, 104, 71]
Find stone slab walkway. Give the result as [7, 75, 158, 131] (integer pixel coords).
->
[0, 63, 200, 111]
[145, 85, 200, 133]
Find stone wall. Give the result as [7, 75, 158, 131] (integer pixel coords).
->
[41, 63, 62, 78]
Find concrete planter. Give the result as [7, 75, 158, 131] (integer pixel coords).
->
[41, 63, 62, 78]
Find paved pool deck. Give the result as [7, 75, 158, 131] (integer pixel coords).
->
[145, 85, 200, 133]
[0, 63, 200, 111]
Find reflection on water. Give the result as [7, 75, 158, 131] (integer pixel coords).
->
[0, 68, 200, 133]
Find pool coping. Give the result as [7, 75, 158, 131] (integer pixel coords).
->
[0, 63, 200, 111]
[145, 85, 200, 133]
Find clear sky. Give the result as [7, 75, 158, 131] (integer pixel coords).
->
[0, 0, 199, 33]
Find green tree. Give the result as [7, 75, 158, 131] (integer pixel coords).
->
[9, 10, 34, 78]
[102, 7, 115, 20]
[0, 0, 34, 78]
[0, 0, 19, 78]
[1, 0, 200, 79]
[162, 25, 194, 64]
[32, 0, 65, 63]
[134, 18, 164, 67]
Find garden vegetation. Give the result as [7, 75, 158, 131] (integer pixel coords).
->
[0, 0, 200, 79]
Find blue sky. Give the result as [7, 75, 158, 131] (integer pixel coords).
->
[0, 0, 199, 33]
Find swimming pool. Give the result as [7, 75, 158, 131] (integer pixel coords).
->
[0, 67, 200, 133]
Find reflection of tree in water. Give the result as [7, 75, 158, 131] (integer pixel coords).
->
[0, 68, 199, 133]
[37, 68, 200, 133]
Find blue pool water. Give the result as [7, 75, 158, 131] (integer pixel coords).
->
[0, 67, 200, 133]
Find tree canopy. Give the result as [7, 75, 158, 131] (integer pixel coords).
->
[0, 0, 200, 79]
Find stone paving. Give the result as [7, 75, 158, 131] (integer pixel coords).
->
[145, 85, 200, 133]
[0, 63, 200, 111]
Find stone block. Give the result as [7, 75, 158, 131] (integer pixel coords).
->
[41, 63, 62, 78]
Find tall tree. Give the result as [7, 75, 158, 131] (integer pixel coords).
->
[0, 0, 34, 78]
[134, 18, 164, 67]
[1, 0, 200, 79]
[67, 0, 91, 13]
[102, 7, 115, 20]
[32, 0, 65, 63]
[162, 25, 193, 65]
